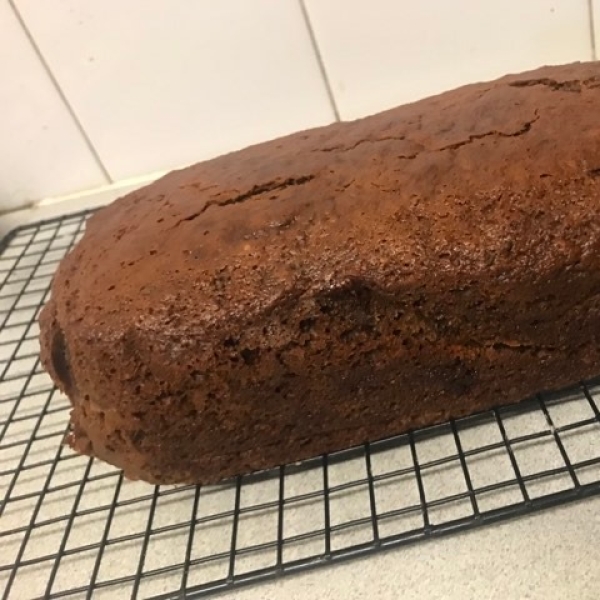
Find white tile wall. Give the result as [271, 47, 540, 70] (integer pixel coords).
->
[0, 2, 107, 212]
[0, 0, 597, 211]
[305, 0, 594, 119]
[15, 0, 335, 181]
[593, 0, 600, 58]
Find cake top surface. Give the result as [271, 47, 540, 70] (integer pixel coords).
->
[51, 62, 600, 336]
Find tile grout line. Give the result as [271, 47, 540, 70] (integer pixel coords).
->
[589, 0, 598, 60]
[8, 0, 113, 183]
[298, 0, 341, 122]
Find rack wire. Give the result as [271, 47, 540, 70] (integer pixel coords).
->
[1, 210, 600, 600]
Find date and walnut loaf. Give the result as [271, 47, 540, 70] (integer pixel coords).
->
[40, 62, 600, 484]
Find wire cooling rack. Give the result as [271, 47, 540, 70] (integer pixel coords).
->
[2, 211, 600, 600]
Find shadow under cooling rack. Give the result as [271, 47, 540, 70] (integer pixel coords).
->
[2, 211, 600, 599]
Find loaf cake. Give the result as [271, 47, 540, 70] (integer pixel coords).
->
[39, 62, 600, 485]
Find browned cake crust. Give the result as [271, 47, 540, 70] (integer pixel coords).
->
[39, 62, 600, 484]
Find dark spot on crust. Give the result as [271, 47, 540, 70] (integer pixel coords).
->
[299, 317, 316, 333]
[240, 347, 260, 365]
[51, 326, 74, 392]
[132, 430, 146, 445]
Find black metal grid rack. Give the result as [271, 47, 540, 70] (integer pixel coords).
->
[2, 210, 600, 600]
